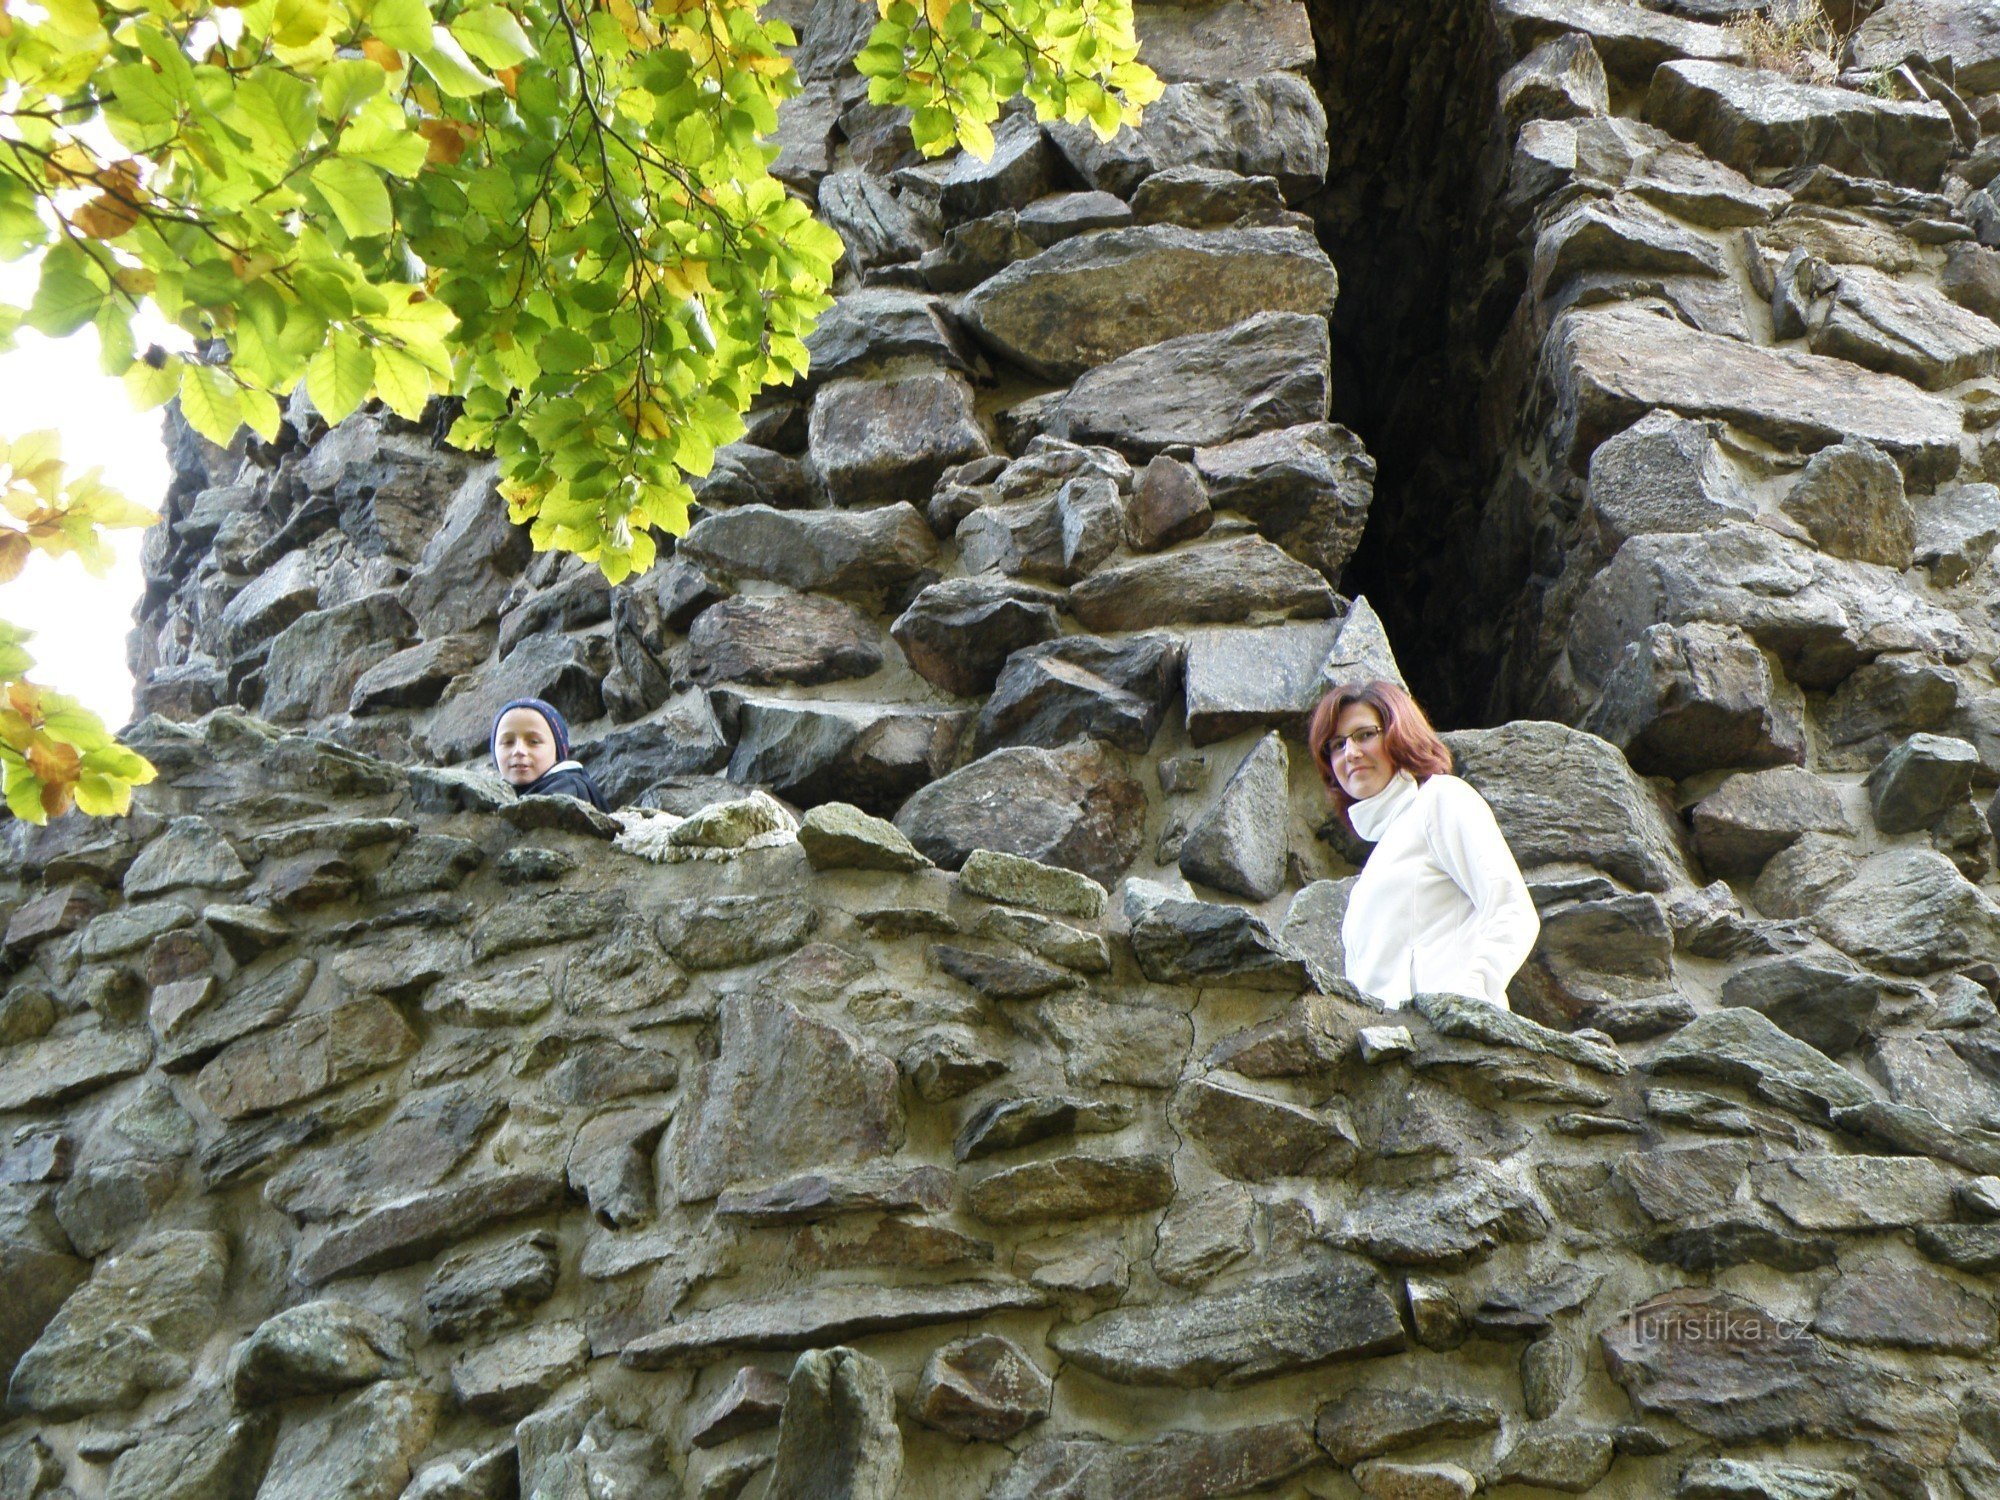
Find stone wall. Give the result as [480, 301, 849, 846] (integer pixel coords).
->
[13, 0, 2000, 1495]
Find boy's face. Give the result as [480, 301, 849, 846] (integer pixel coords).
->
[495, 708, 559, 786]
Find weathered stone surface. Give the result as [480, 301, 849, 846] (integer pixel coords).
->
[1181, 619, 1340, 745]
[261, 594, 414, 723]
[1051, 311, 1332, 457]
[1752, 1155, 1955, 1230]
[1134, 0, 1314, 82]
[1173, 1075, 1356, 1179]
[959, 848, 1106, 919]
[1693, 767, 1850, 878]
[1127, 454, 1211, 551]
[966, 1152, 1175, 1223]
[1444, 720, 1688, 892]
[1179, 732, 1289, 900]
[808, 370, 991, 508]
[974, 633, 1182, 755]
[400, 1444, 516, 1500]
[957, 475, 1123, 585]
[1601, 1287, 1956, 1459]
[1502, 33, 1608, 126]
[4, 882, 109, 953]
[1850, 0, 2000, 92]
[679, 502, 937, 598]
[1583, 411, 1751, 550]
[9, 1230, 227, 1417]
[1497, 0, 1745, 78]
[1677, 1458, 1857, 1500]
[1648, 1007, 1873, 1122]
[762, 1347, 901, 1500]
[963, 225, 1337, 381]
[714, 1163, 950, 1224]
[817, 168, 934, 273]
[1050, 1262, 1403, 1386]
[797, 801, 931, 871]
[670, 993, 901, 1201]
[1582, 622, 1803, 778]
[1351, 1460, 1479, 1500]
[515, 1395, 670, 1500]
[450, 1323, 589, 1421]
[1811, 847, 2000, 974]
[620, 1280, 1047, 1365]
[1718, 952, 1878, 1057]
[423, 1231, 560, 1341]
[256, 1381, 441, 1500]
[895, 740, 1146, 886]
[0, 1029, 153, 1111]
[691, 1366, 788, 1448]
[889, 576, 1062, 697]
[1315, 1387, 1501, 1467]
[801, 290, 979, 388]
[126, 817, 250, 896]
[294, 1171, 565, 1285]
[1548, 304, 1963, 484]
[1335, 1166, 1550, 1268]
[725, 695, 969, 815]
[1646, 60, 1955, 188]
[1071, 534, 1334, 631]
[347, 632, 490, 716]
[912, 1333, 1051, 1441]
[1126, 880, 1311, 990]
[195, 997, 417, 1120]
[686, 593, 883, 687]
[990, 1423, 1320, 1500]
[1813, 1258, 1996, 1353]
[1153, 1182, 1255, 1287]
[1804, 265, 2000, 393]
[230, 1301, 407, 1404]
[1867, 733, 1979, 833]
[104, 1413, 278, 1500]
[1048, 74, 1328, 199]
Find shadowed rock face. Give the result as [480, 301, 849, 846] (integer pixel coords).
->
[36, 0, 2000, 1495]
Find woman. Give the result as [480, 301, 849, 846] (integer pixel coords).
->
[491, 698, 610, 810]
[1309, 680, 1538, 1011]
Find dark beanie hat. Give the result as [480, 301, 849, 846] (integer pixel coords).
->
[491, 698, 572, 766]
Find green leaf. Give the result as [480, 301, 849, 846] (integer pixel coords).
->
[414, 26, 501, 97]
[103, 61, 182, 124]
[320, 58, 388, 118]
[27, 250, 103, 338]
[273, 0, 331, 48]
[338, 98, 429, 176]
[124, 357, 180, 410]
[306, 332, 375, 423]
[371, 344, 435, 419]
[239, 385, 283, 441]
[177, 364, 245, 446]
[311, 157, 394, 237]
[363, 0, 434, 50]
[449, 5, 538, 69]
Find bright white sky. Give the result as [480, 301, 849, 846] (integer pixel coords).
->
[0, 258, 170, 730]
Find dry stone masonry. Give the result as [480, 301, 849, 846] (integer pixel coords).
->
[18, 0, 2000, 1495]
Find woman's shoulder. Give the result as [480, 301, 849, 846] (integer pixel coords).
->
[1416, 773, 1493, 816]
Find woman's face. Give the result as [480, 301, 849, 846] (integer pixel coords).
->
[495, 708, 559, 786]
[1330, 701, 1394, 802]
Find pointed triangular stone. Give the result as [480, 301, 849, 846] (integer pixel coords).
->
[1319, 596, 1406, 692]
[1179, 732, 1290, 901]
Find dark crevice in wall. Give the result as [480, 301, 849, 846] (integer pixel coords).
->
[1305, 0, 1525, 728]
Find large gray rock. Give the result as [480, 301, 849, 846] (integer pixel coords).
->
[1050, 311, 1331, 457]
[686, 593, 883, 687]
[1444, 721, 1689, 892]
[193, 997, 417, 1120]
[1583, 411, 1751, 550]
[764, 1347, 902, 1500]
[724, 695, 969, 815]
[230, 1301, 407, 1404]
[219, 550, 320, 653]
[1173, 1074, 1356, 1179]
[255, 1382, 440, 1500]
[990, 1423, 1321, 1500]
[399, 463, 532, 636]
[1125, 880, 1312, 990]
[1718, 951, 1881, 1057]
[1866, 733, 1980, 833]
[962, 225, 1337, 381]
[1501, 33, 1609, 126]
[620, 1281, 1048, 1365]
[912, 1334, 1051, 1441]
[1181, 619, 1340, 745]
[1568, 523, 1971, 694]
[260, 594, 415, 723]
[1048, 74, 1329, 199]
[1691, 767, 1850, 878]
[1133, 0, 1315, 82]
[808, 370, 992, 507]
[126, 817, 250, 897]
[1191, 421, 1375, 580]
[1849, 0, 2000, 93]
[1800, 265, 2000, 395]
[1601, 1286, 1956, 1460]
[816, 169, 934, 273]
[1811, 847, 2000, 974]
[955, 475, 1123, 583]
[514, 1396, 671, 1500]
[1049, 1262, 1403, 1386]
[1647, 1007, 1875, 1123]
[679, 502, 937, 598]
[936, 110, 1054, 220]
[1332, 1164, 1551, 1267]
[1070, 534, 1334, 631]
[890, 576, 1062, 697]
[348, 632, 490, 716]
[1496, 0, 1746, 79]
[974, 633, 1181, 755]
[104, 1413, 278, 1500]
[894, 740, 1146, 885]
[10, 1230, 228, 1417]
[1777, 439, 1916, 568]
[1178, 733, 1290, 900]
[1646, 60, 1955, 188]
[293, 1171, 566, 1285]
[1813, 1257, 1997, 1353]
[1581, 622, 1803, 778]
[1547, 304, 1962, 484]
[802, 290, 979, 388]
[575, 692, 732, 805]
[670, 993, 902, 1202]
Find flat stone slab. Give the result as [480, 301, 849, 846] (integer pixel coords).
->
[293, 1171, 567, 1285]
[1049, 1263, 1404, 1387]
[617, 1281, 1049, 1366]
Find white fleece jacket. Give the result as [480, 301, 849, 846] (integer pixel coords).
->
[1340, 769, 1540, 1010]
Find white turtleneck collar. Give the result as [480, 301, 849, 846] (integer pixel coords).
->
[1347, 768, 1420, 842]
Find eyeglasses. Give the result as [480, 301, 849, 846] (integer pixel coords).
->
[1324, 726, 1383, 760]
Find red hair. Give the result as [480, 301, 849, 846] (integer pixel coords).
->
[1309, 680, 1454, 830]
